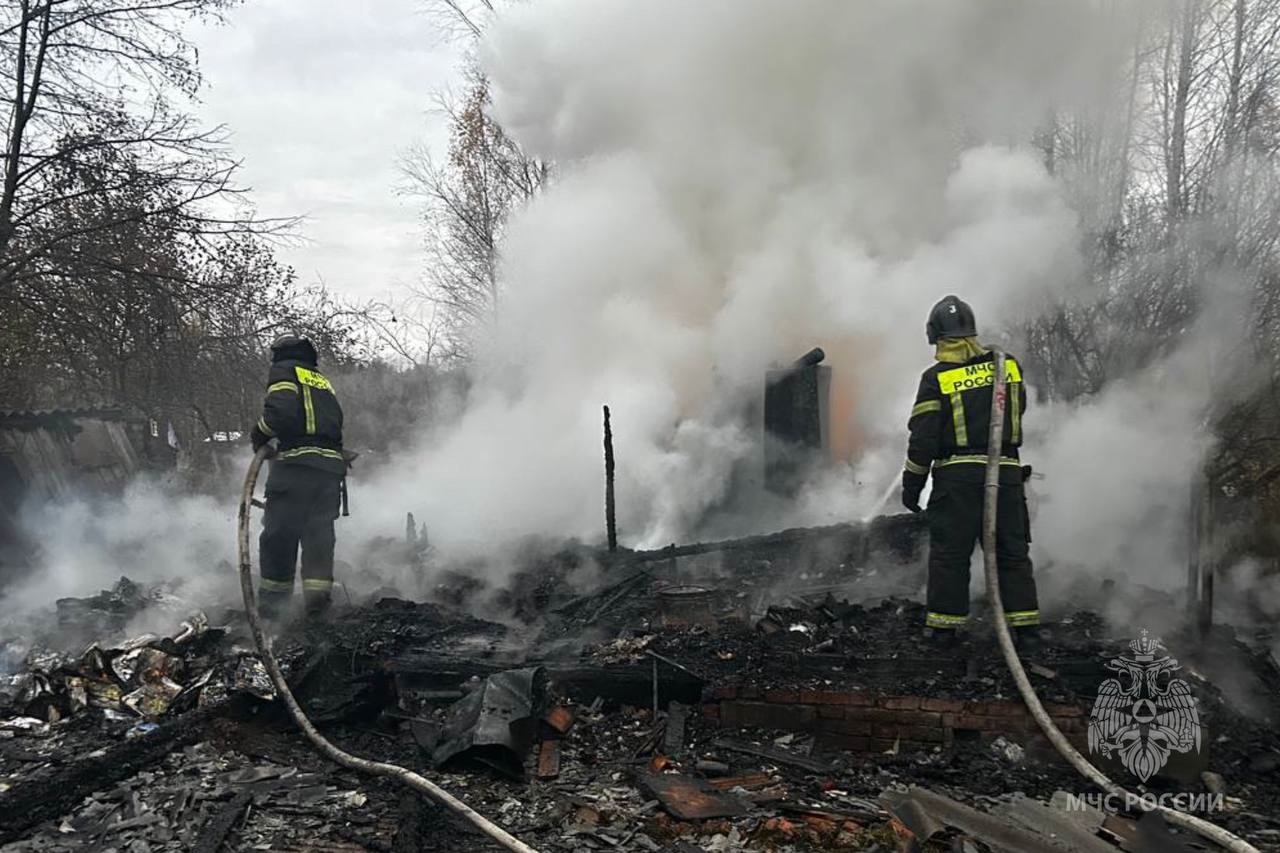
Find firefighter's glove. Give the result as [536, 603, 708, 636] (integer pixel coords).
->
[250, 426, 271, 452]
[901, 470, 926, 514]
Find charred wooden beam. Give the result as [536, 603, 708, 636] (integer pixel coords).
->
[389, 656, 705, 710]
[0, 699, 242, 844]
[622, 514, 926, 565]
[604, 405, 618, 552]
[190, 788, 253, 853]
[713, 737, 834, 774]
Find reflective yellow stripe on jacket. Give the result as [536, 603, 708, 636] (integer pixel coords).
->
[302, 385, 315, 433]
[950, 392, 968, 445]
[279, 447, 345, 462]
[1010, 383, 1021, 444]
[911, 399, 941, 418]
[935, 454, 1021, 468]
[294, 367, 331, 435]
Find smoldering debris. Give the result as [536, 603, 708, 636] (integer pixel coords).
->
[0, 582, 248, 728]
[0, 527, 1277, 850]
[1, 743, 381, 853]
[430, 667, 548, 775]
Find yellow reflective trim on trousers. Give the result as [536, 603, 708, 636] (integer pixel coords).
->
[926, 612, 969, 628]
[303, 384, 315, 434]
[937, 359, 1022, 395]
[259, 577, 293, 592]
[950, 392, 967, 445]
[911, 399, 941, 418]
[1004, 610, 1040, 626]
[279, 447, 345, 461]
[936, 454, 1021, 467]
[1010, 383, 1021, 444]
[256, 417, 275, 437]
[268, 381, 298, 394]
[904, 458, 929, 476]
[302, 579, 333, 591]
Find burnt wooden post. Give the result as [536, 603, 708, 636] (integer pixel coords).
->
[1197, 475, 1215, 640]
[604, 405, 618, 552]
[1187, 469, 1215, 641]
[1185, 476, 1199, 619]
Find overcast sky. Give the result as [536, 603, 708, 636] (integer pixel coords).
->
[191, 0, 461, 301]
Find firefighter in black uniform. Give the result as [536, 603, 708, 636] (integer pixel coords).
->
[901, 296, 1040, 647]
[249, 334, 347, 620]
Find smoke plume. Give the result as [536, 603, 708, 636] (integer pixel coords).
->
[15, 0, 1237, 621]
[355, 0, 1173, 583]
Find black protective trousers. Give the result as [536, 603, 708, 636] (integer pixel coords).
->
[924, 475, 1039, 630]
[258, 462, 342, 616]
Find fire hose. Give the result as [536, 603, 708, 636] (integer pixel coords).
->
[983, 351, 1257, 853]
[237, 447, 541, 853]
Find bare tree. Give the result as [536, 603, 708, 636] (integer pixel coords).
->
[401, 70, 548, 360]
[0, 0, 359, 454]
[0, 0, 290, 293]
[422, 0, 495, 42]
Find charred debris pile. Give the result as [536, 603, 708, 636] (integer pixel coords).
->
[1, 515, 1280, 851]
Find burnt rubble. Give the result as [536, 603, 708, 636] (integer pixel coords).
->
[0, 520, 1278, 851]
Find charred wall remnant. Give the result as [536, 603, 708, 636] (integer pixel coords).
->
[0, 408, 148, 505]
[624, 516, 927, 578]
[706, 687, 1092, 756]
[0, 408, 158, 575]
[764, 348, 831, 495]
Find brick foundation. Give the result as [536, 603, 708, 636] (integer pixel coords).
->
[705, 686, 1087, 754]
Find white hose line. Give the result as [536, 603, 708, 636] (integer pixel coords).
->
[237, 447, 541, 853]
[982, 351, 1256, 853]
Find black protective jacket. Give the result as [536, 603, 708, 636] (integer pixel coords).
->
[904, 350, 1027, 486]
[250, 358, 346, 475]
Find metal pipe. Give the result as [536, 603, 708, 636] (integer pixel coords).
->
[794, 347, 825, 367]
[237, 447, 541, 853]
[981, 352, 1256, 853]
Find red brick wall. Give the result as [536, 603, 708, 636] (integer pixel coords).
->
[703, 686, 1086, 754]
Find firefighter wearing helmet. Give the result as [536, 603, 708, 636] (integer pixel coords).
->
[901, 296, 1041, 649]
[249, 333, 348, 621]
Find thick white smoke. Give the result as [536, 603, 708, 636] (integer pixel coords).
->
[4, 479, 239, 626]
[15, 0, 1221, 618]
[355, 0, 1162, 568]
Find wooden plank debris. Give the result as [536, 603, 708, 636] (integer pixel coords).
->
[544, 705, 576, 735]
[708, 772, 772, 791]
[536, 740, 562, 780]
[712, 738, 833, 774]
[190, 789, 253, 853]
[636, 773, 750, 821]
